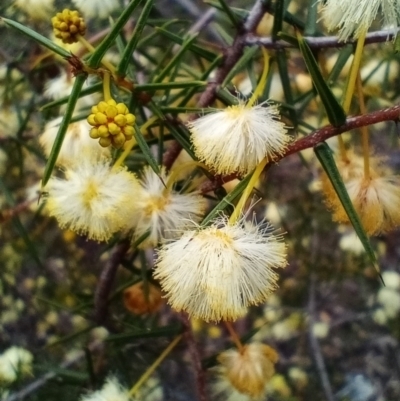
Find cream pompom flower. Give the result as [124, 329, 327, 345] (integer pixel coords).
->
[128, 166, 207, 247]
[44, 159, 141, 241]
[214, 342, 278, 399]
[13, 0, 54, 20]
[320, 152, 400, 234]
[0, 346, 33, 384]
[72, 0, 120, 19]
[188, 102, 289, 175]
[319, 0, 400, 41]
[154, 216, 287, 322]
[328, 173, 400, 235]
[80, 376, 130, 401]
[40, 118, 110, 167]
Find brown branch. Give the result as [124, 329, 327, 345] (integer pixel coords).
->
[180, 313, 209, 401]
[0, 200, 33, 224]
[245, 28, 400, 49]
[93, 240, 130, 326]
[283, 104, 400, 158]
[198, 104, 400, 192]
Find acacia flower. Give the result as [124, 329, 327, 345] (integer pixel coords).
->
[0, 346, 33, 384]
[214, 342, 278, 399]
[319, 0, 400, 41]
[80, 376, 130, 401]
[40, 118, 110, 167]
[51, 9, 86, 44]
[87, 99, 136, 149]
[13, 0, 54, 20]
[322, 152, 400, 235]
[188, 101, 289, 175]
[72, 0, 120, 19]
[44, 158, 141, 241]
[128, 166, 207, 247]
[154, 216, 287, 322]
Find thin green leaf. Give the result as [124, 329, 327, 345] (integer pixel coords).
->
[216, 0, 241, 28]
[42, 73, 87, 187]
[276, 50, 297, 125]
[178, 55, 223, 107]
[137, 81, 206, 91]
[148, 101, 196, 159]
[328, 45, 354, 85]
[201, 173, 252, 227]
[117, 0, 154, 76]
[304, 0, 318, 36]
[40, 82, 102, 110]
[155, 27, 217, 61]
[88, 0, 144, 69]
[272, 0, 285, 40]
[155, 34, 199, 83]
[133, 123, 160, 175]
[1, 17, 70, 58]
[297, 31, 346, 127]
[221, 46, 259, 88]
[105, 324, 183, 342]
[314, 142, 380, 275]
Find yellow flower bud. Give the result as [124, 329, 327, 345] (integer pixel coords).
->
[125, 114, 135, 125]
[108, 123, 121, 135]
[114, 114, 126, 127]
[112, 133, 126, 148]
[51, 9, 86, 44]
[87, 99, 136, 148]
[94, 112, 108, 125]
[99, 137, 112, 147]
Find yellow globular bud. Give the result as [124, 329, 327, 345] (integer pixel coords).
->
[51, 9, 86, 44]
[99, 137, 112, 147]
[87, 99, 136, 149]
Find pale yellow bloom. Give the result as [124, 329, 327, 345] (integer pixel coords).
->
[80, 376, 130, 401]
[45, 159, 141, 241]
[319, 0, 400, 41]
[188, 102, 289, 175]
[154, 216, 287, 322]
[40, 118, 110, 167]
[0, 346, 33, 384]
[128, 166, 207, 247]
[214, 343, 278, 399]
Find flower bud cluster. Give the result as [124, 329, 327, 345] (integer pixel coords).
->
[51, 9, 86, 44]
[87, 99, 136, 148]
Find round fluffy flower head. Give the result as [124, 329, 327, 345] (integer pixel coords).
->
[154, 216, 287, 322]
[72, 0, 120, 19]
[319, 0, 400, 42]
[45, 158, 141, 241]
[14, 0, 54, 20]
[216, 342, 279, 399]
[188, 101, 289, 175]
[81, 376, 130, 401]
[327, 172, 400, 235]
[0, 346, 33, 384]
[88, 99, 136, 149]
[52, 9, 86, 44]
[40, 118, 111, 167]
[128, 166, 207, 247]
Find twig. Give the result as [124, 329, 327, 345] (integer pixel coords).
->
[283, 104, 400, 157]
[0, 200, 34, 224]
[93, 240, 130, 326]
[245, 28, 400, 49]
[180, 313, 209, 401]
[308, 274, 335, 401]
